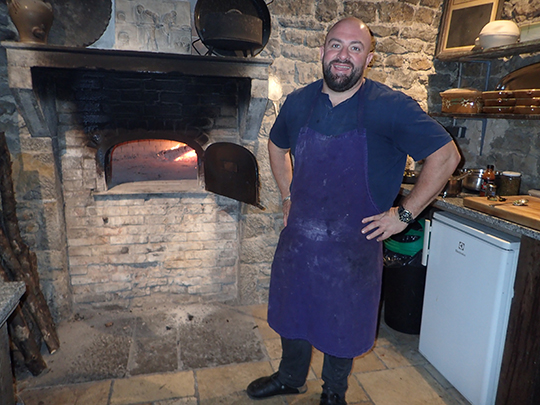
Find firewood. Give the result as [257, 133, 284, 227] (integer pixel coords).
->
[0, 225, 59, 353]
[0, 132, 39, 280]
[0, 132, 60, 353]
[8, 307, 47, 376]
[0, 264, 47, 375]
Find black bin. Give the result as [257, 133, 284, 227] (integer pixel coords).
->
[382, 220, 427, 335]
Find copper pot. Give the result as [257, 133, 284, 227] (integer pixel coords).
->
[441, 178, 462, 198]
[440, 170, 469, 197]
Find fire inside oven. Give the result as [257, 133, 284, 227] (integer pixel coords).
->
[107, 139, 198, 188]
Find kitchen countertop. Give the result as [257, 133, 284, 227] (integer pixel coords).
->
[400, 184, 540, 241]
[0, 281, 25, 327]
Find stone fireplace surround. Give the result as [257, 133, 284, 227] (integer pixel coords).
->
[3, 42, 272, 316]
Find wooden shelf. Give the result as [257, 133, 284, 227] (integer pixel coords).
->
[436, 39, 540, 62]
[431, 112, 540, 120]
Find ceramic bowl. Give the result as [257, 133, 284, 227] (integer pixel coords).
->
[479, 34, 520, 49]
[478, 20, 520, 49]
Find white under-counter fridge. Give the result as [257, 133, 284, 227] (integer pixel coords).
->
[419, 211, 521, 405]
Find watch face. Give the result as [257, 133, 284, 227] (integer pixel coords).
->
[398, 206, 413, 223]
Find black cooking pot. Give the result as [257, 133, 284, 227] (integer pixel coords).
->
[195, 0, 271, 57]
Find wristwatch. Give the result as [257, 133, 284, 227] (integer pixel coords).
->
[397, 205, 414, 224]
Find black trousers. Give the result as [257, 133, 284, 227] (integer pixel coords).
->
[277, 337, 354, 397]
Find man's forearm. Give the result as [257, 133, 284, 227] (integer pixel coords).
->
[401, 141, 461, 218]
[268, 140, 293, 200]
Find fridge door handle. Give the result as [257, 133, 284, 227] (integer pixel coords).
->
[421, 218, 431, 266]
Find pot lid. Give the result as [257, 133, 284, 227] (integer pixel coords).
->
[440, 88, 483, 96]
[194, 0, 271, 57]
[496, 62, 540, 90]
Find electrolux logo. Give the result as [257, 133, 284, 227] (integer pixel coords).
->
[455, 240, 466, 256]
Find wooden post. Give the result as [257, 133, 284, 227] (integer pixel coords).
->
[496, 235, 540, 404]
[0, 321, 15, 405]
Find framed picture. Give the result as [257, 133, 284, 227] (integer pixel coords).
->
[436, 0, 504, 58]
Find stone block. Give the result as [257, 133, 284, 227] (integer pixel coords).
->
[187, 283, 221, 295]
[109, 234, 149, 245]
[240, 237, 276, 264]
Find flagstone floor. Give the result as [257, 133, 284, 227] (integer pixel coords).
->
[14, 304, 471, 405]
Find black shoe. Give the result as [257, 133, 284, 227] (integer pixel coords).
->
[246, 372, 307, 399]
[320, 389, 347, 405]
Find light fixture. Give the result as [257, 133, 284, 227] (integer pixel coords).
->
[268, 75, 282, 114]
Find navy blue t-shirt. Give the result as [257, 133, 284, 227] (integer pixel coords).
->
[269, 79, 452, 212]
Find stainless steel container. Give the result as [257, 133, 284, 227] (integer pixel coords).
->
[462, 169, 485, 192]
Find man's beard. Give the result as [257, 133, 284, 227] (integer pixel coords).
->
[323, 59, 363, 92]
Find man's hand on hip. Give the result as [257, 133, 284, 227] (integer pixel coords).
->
[361, 207, 408, 242]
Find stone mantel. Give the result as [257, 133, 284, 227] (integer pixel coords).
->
[1, 41, 272, 140]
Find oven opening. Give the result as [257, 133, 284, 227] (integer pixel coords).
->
[106, 139, 199, 188]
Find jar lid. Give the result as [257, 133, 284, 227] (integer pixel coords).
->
[440, 88, 482, 97]
[502, 171, 521, 177]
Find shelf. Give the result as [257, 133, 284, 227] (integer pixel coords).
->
[436, 39, 540, 62]
[434, 38, 540, 156]
[430, 111, 540, 156]
[431, 112, 540, 120]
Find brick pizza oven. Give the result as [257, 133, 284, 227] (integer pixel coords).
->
[3, 42, 272, 316]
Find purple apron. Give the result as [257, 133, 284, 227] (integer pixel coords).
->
[268, 87, 383, 358]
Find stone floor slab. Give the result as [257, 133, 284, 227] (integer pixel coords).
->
[177, 306, 265, 369]
[18, 380, 111, 405]
[110, 371, 195, 405]
[19, 313, 134, 388]
[154, 399, 198, 405]
[352, 351, 386, 374]
[373, 344, 426, 369]
[263, 337, 283, 360]
[128, 335, 178, 376]
[196, 362, 273, 401]
[356, 366, 449, 405]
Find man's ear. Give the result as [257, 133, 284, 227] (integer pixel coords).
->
[365, 52, 374, 67]
[320, 46, 325, 61]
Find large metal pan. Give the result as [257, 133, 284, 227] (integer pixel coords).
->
[47, 0, 112, 47]
[194, 0, 271, 57]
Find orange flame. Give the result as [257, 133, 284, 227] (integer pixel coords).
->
[174, 150, 197, 162]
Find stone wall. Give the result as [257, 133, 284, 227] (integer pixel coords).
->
[2, 0, 540, 320]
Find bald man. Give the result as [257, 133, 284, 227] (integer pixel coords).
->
[247, 18, 460, 405]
